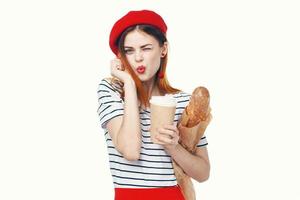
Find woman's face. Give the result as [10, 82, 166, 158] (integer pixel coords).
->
[123, 29, 167, 82]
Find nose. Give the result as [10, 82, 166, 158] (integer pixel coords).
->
[134, 50, 143, 62]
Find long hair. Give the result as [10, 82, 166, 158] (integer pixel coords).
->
[112, 24, 181, 108]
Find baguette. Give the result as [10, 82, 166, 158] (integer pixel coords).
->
[173, 86, 212, 200]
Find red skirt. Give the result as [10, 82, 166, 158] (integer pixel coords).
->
[114, 184, 185, 200]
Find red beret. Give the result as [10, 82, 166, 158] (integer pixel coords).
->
[109, 10, 168, 55]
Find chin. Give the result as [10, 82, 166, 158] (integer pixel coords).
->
[136, 72, 156, 82]
[138, 76, 149, 82]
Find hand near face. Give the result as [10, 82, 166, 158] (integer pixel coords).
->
[110, 58, 132, 83]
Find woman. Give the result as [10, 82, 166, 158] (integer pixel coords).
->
[97, 10, 210, 200]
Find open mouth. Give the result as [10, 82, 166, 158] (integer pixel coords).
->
[137, 66, 146, 74]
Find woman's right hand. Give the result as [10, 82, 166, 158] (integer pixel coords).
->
[110, 58, 132, 83]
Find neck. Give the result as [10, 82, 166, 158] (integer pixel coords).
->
[143, 77, 161, 97]
[139, 77, 162, 109]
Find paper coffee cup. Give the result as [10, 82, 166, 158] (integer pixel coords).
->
[149, 95, 177, 144]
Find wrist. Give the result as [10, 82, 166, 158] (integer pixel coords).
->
[165, 143, 180, 155]
[123, 76, 134, 85]
[124, 78, 136, 88]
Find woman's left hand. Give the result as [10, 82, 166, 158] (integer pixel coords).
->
[155, 124, 180, 151]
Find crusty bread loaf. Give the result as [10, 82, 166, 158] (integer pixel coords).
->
[186, 87, 210, 127]
[174, 86, 212, 200]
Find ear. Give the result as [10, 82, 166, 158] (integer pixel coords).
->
[161, 42, 168, 58]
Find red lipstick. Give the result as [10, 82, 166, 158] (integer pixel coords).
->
[137, 65, 146, 74]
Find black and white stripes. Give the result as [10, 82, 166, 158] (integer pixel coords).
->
[97, 78, 208, 188]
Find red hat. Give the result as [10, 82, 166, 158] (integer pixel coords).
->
[109, 10, 168, 55]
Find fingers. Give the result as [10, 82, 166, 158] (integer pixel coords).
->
[157, 128, 175, 139]
[156, 124, 179, 146]
[158, 125, 179, 138]
[165, 124, 179, 134]
[109, 59, 132, 83]
[111, 59, 123, 70]
[155, 134, 176, 145]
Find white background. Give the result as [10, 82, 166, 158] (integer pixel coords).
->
[1, 0, 299, 199]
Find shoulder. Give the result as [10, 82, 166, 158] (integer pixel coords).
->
[98, 77, 114, 91]
[98, 77, 123, 95]
[172, 91, 191, 100]
[172, 91, 191, 107]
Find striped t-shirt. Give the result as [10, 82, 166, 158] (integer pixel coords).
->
[97, 78, 208, 188]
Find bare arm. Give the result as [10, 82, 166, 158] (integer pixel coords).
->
[166, 144, 210, 182]
[156, 124, 210, 182]
[106, 78, 142, 161]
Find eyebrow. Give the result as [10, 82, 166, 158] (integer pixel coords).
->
[124, 44, 153, 49]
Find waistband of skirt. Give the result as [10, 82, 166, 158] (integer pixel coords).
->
[114, 184, 185, 200]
